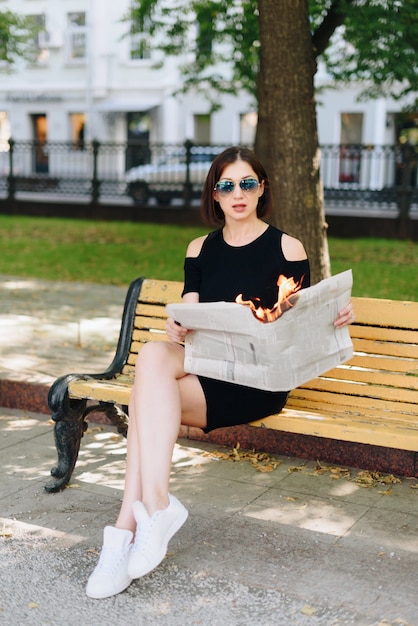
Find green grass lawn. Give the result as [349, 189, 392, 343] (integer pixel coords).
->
[0, 215, 416, 301]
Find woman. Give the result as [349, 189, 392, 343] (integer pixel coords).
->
[86, 146, 354, 599]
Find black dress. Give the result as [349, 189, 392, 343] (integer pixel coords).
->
[182, 225, 311, 432]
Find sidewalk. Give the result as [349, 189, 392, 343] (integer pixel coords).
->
[1, 275, 417, 625]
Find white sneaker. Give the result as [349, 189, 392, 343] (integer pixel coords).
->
[128, 494, 188, 579]
[86, 526, 133, 599]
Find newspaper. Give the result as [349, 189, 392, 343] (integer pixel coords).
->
[166, 269, 353, 392]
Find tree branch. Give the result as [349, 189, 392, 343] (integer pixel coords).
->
[312, 0, 355, 58]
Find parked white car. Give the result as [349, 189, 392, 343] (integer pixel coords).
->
[125, 147, 222, 204]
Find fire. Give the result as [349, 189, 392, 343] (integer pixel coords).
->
[235, 275, 302, 323]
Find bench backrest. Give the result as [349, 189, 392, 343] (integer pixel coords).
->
[288, 295, 418, 421]
[123, 278, 418, 417]
[123, 279, 184, 375]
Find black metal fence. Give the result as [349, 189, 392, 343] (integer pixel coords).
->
[0, 139, 417, 216]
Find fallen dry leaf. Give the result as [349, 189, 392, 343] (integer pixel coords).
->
[379, 474, 401, 485]
[204, 449, 404, 486]
[376, 620, 412, 626]
[301, 604, 316, 616]
[355, 471, 401, 488]
[204, 443, 281, 472]
[85, 426, 104, 434]
[256, 464, 275, 473]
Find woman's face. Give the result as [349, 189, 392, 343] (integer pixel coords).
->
[213, 159, 264, 223]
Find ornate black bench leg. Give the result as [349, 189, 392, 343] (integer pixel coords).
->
[45, 376, 87, 493]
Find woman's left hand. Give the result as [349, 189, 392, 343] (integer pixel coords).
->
[166, 316, 191, 343]
[334, 301, 355, 328]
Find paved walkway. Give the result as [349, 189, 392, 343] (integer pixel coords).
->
[0, 274, 126, 386]
[0, 275, 417, 625]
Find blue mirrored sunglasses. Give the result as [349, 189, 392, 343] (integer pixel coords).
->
[214, 177, 260, 195]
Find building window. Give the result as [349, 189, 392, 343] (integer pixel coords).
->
[194, 114, 211, 144]
[70, 113, 86, 150]
[339, 113, 363, 184]
[126, 112, 152, 169]
[240, 112, 257, 145]
[27, 14, 49, 64]
[196, 7, 214, 58]
[130, 15, 151, 60]
[67, 12, 87, 61]
[0, 111, 11, 152]
[31, 114, 49, 173]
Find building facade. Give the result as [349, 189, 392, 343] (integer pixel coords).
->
[0, 0, 416, 182]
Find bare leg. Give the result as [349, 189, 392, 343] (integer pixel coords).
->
[115, 341, 206, 530]
[86, 341, 207, 598]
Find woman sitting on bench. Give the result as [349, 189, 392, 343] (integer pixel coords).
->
[86, 146, 354, 599]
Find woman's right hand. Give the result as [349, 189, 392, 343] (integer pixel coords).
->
[166, 317, 191, 344]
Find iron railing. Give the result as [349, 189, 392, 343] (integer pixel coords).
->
[0, 139, 417, 216]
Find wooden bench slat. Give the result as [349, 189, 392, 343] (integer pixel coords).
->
[130, 336, 170, 353]
[122, 355, 136, 370]
[295, 378, 417, 403]
[139, 279, 183, 304]
[131, 320, 167, 338]
[135, 302, 169, 317]
[287, 387, 416, 413]
[133, 317, 167, 332]
[286, 390, 417, 418]
[346, 354, 417, 374]
[69, 378, 132, 404]
[351, 297, 418, 329]
[350, 325, 417, 344]
[352, 337, 418, 359]
[318, 365, 418, 389]
[126, 354, 137, 367]
[250, 408, 418, 451]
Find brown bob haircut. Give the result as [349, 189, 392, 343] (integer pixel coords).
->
[200, 146, 273, 226]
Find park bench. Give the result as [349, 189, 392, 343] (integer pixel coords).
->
[45, 276, 418, 493]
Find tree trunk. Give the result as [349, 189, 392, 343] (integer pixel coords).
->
[255, 0, 330, 284]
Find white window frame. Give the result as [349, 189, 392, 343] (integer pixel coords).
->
[66, 12, 87, 63]
[129, 14, 151, 61]
[27, 13, 49, 65]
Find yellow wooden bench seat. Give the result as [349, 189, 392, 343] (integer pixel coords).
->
[45, 276, 418, 492]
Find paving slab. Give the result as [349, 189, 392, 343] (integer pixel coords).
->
[0, 274, 125, 385]
[0, 408, 417, 626]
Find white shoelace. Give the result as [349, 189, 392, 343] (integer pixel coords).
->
[132, 512, 160, 554]
[95, 546, 128, 572]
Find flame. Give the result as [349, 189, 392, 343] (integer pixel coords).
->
[235, 275, 303, 323]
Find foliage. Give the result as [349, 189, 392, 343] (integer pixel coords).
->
[0, 216, 416, 301]
[127, 0, 261, 107]
[0, 9, 40, 63]
[127, 0, 418, 106]
[318, 0, 418, 102]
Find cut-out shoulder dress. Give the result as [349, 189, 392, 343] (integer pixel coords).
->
[182, 225, 311, 432]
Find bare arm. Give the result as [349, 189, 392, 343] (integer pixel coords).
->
[282, 233, 354, 327]
[166, 236, 206, 342]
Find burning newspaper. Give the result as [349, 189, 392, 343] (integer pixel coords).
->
[166, 270, 353, 392]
